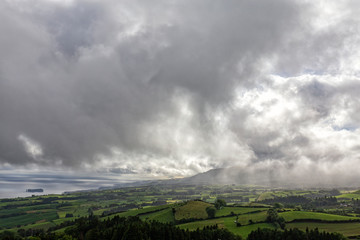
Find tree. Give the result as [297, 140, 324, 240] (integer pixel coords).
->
[0, 230, 17, 240]
[247, 227, 346, 240]
[215, 199, 226, 210]
[206, 207, 216, 218]
[266, 208, 286, 229]
[266, 208, 278, 223]
[84, 229, 99, 240]
[278, 216, 286, 229]
[273, 202, 284, 209]
[235, 215, 241, 227]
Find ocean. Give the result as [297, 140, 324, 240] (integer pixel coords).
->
[0, 173, 141, 198]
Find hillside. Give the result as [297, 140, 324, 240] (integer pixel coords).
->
[114, 167, 280, 188]
[114, 166, 325, 188]
[170, 167, 283, 186]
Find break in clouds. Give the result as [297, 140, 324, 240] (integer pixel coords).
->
[1, 0, 360, 185]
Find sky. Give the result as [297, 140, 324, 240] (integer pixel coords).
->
[1, 0, 360, 190]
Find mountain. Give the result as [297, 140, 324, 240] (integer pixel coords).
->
[176, 168, 227, 184]
[173, 167, 282, 186]
[109, 165, 357, 190]
[112, 166, 282, 188]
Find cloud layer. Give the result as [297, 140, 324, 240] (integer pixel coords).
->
[1, 0, 360, 184]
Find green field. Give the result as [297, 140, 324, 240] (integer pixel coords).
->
[256, 190, 313, 202]
[257, 192, 275, 201]
[279, 211, 360, 222]
[140, 208, 175, 223]
[177, 211, 267, 229]
[0, 211, 58, 228]
[174, 200, 212, 220]
[336, 193, 360, 199]
[104, 205, 171, 219]
[178, 215, 274, 239]
[287, 222, 360, 237]
[215, 207, 268, 217]
[227, 223, 277, 239]
[177, 218, 224, 230]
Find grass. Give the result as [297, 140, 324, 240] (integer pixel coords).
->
[227, 223, 276, 239]
[178, 218, 225, 231]
[0, 211, 58, 228]
[0, 208, 25, 216]
[0, 202, 173, 230]
[286, 222, 360, 237]
[53, 217, 77, 225]
[140, 208, 175, 223]
[236, 211, 268, 225]
[19, 221, 56, 230]
[279, 211, 360, 222]
[336, 193, 360, 199]
[175, 200, 212, 220]
[177, 215, 274, 239]
[177, 211, 267, 230]
[242, 202, 271, 207]
[257, 192, 275, 201]
[0, 221, 57, 235]
[103, 205, 171, 219]
[215, 207, 268, 217]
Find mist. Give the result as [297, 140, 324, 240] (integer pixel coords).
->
[1, 0, 360, 186]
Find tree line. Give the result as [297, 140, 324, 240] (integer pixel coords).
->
[0, 215, 241, 240]
[247, 227, 346, 240]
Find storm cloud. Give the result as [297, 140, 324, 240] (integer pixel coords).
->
[1, 0, 360, 184]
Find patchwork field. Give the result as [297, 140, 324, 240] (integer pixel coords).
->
[215, 207, 268, 217]
[139, 208, 175, 223]
[0, 211, 58, 228]
[226, 223, 277, 239]
[336, 193, 360, 199]
[178, 215, 274, 239]
[174, 200, 212, 220]
[279, 211, 360, 222]
[1, 185, 360, 239]
[286, 222, 360, 237]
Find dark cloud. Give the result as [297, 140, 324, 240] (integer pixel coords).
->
[109, 168, 136, 174]
[0, 0, 360, 185]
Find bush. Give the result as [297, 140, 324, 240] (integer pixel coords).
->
[215, 199, 226, 210]
[206, 207, 216, 218]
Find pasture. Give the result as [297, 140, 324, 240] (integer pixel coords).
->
[279, 211, 360, 222]
[174, 200, 212, 220]
[286, 222, 360, 237]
